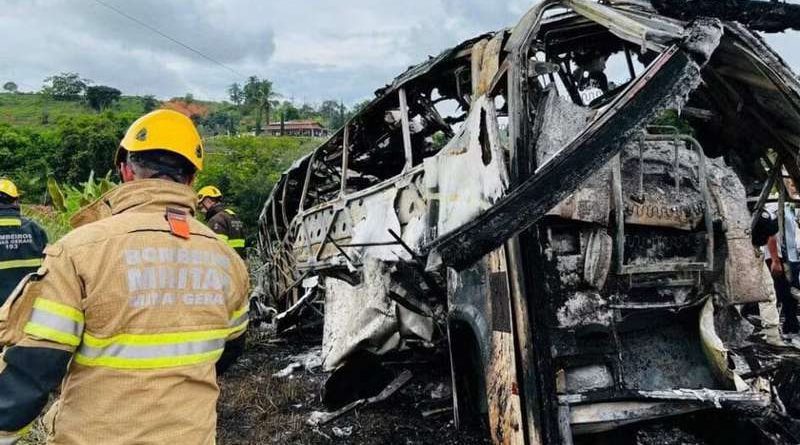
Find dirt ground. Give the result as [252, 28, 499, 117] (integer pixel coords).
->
[16, 328, 800, 444]
[217, 330, 490, 445]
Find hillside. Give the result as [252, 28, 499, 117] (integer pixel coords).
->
[0, 90, 322, 243]
[0, 92, 147, 129]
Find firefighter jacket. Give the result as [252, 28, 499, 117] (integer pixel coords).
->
[0, 205, 47, 305]
[205, 203, 246, 258]
[0, 179, 250, 445]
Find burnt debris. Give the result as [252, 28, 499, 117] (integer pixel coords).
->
[254, 1, 800, 444]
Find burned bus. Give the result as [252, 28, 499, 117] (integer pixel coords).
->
[254, 1, 800, 443]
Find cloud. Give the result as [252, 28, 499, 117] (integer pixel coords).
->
[0, 0, 275, 99]
[0, 1, 798, 104]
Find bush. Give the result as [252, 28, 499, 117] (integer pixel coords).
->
[50, 112, 136, 185]
[22, 205, 71, 242]
[197, 135, 319, 241]
[0, 112, 135, 201]
[47, 171, 116, 218]
[3, 115, 320, 244]
[0, 123, 58, 202]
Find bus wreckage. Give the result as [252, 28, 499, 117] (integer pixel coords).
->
[254, 1, 800, 443]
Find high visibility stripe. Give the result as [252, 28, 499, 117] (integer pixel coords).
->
[0, 258, 42, 270]
[23, 298, 84, 346]
[29, 310, 83, 337]
[75, 349, 224, 370]
[231, 305, 248, 324]
[216, 234, 229, 242]
[224, 209, 236, 215]
[74, 309, 250, 369]
[229, 320, 248, 337]
[228, 239, 245, 249]
[81, 328, 239, 348]
[229, 305, 249, 335]
[23, 323, 82, 347]
[76, 337, 226, 369]
[75, 328, 242, 369]
[32, 298, 84, 323]
[78, 338, 225, 360]
[0, 218, 21, 227]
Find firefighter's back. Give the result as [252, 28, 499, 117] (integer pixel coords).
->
[42, 184, 249, 444]
[0, 214, 47, 304]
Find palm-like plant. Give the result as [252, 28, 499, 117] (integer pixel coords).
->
[244, 76, 279, 135]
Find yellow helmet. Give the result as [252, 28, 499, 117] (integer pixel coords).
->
[117, 109, 204, 171]
[198, 185, 223, 201]
[0, 179, 19, 199]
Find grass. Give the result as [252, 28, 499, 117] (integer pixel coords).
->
[0, 93, 145, 129]
[18, 414, 48, 445]
[17, 331, 316, 445]
[21, 205, 71, 242]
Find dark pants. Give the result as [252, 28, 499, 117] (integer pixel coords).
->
[767, 259, 800, 333]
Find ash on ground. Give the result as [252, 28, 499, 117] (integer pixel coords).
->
[217, 331, 489, 445]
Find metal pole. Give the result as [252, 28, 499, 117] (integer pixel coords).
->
[399, 88, 414, 171]
[341, 125, 349, 196]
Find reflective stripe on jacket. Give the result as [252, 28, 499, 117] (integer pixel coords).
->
[0, 206, 47, 305]
[0, 180, 249, 445]
[206, 204, 247, 258]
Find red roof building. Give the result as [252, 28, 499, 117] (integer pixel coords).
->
[265, 120, 329, 138]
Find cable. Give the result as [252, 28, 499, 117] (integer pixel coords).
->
[91, 0, 244, 78]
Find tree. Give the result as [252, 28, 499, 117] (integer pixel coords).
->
[42, 72, 90, 101]
[50, 112, 137, 184]
[243, 76, 278, 135]
[351, 99, 371, 116]
[228, 82, 243, 109]
[200, 110, 240, 137]
[196, 135, 319, 241]
[86, 86, 121, 111]
[2, 82, 18, 93]
[0, 112, 135, 202]
[298, 103, 316, 119]
[141, 95, 159, 112]
[274, 101, 300, 122]
[319, 99, 347, 130]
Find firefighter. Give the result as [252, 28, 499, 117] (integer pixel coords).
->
[197, 185, 247, 258]
[0, 109, 249, 444]
[0, 179, 47, 305]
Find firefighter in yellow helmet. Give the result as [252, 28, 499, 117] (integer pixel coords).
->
[0, 179, 48, 305]
[198, 185, 247, 259]
[0, 109, 249, 445]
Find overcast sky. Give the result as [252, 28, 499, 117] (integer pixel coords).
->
[1, 0, 797, 106]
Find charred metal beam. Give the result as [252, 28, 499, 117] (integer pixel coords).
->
[652, 0, 800, 32]
[399, 88, 414, 171]
[427, 23, 721, 270]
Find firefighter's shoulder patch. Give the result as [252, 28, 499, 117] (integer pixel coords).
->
[165, 208, 191, 240]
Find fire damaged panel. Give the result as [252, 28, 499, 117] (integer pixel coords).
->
[490, 271, 512, 334]
[255, 1, 800, 444]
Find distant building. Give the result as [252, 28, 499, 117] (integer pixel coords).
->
[265, 120, 329, 138]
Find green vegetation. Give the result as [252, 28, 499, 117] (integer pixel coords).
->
[0, 71, 349, 243]
[22, 205, 71, 242]
[18, 173, 118, 242]
[198, 136, 318, 239]
[0, 111, 137, 202]
[0, 92, 145, 129]
[651, 109, 694, 135]
[47, 171, 116, 217]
